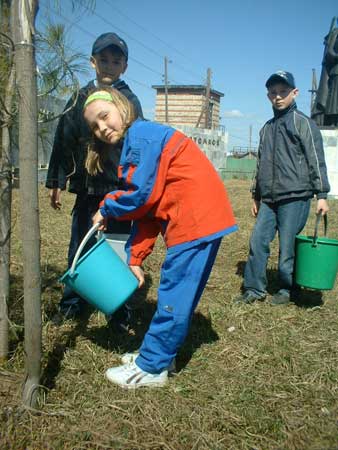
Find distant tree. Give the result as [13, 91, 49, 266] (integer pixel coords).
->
[0, 0, 15, 363]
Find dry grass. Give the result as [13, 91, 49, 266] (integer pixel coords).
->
[1, 180, 338, 450]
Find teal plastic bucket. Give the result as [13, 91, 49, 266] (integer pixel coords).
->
[295, 215, 338, 290]
[60, 224, 138, 315]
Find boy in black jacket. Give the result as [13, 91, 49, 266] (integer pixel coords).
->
[46, 32, 143, 322]
[235, 70, 330, 306]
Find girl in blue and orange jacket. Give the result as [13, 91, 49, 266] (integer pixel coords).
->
[83, 87, 237, 389]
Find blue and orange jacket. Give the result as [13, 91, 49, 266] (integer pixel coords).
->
[99, 120, 237, 265]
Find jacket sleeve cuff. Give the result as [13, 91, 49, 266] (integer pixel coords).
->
[252, 193, 261, 201]
[45, 179, 60, 189]
[99, 205, 109, 217]
[129, 256, 143, 266]
[316, 193, 327, 200]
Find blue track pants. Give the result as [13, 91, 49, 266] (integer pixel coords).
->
[136, 238, 222, 374]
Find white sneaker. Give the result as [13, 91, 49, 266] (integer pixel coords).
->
[121, 352, 176, 373]
[105, 362, 168, 389]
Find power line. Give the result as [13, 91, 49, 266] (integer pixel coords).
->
[38, 1, 227, 107]
[39, 0, 208, 86]
[102, 0, 205, 82]
[229, 133, 258, 145]
[92, 8, 165, 60]
[124, 76, 153, 90]
[77, 4, 198, 85]
[40, 2, 164, 78]
[38, 13, 154, 95]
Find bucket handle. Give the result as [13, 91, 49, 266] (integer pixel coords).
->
[70, 222, 101, 276]
[313, 212, 328, 246]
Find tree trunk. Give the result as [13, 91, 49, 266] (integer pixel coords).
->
[13, 0, 41, 408]
[0, 0, 14, 362]
[0, 69, 15, 362]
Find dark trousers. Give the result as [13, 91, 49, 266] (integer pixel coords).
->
[244, 198, 311, 297]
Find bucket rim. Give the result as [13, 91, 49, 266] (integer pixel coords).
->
[296, 234, 338, 246]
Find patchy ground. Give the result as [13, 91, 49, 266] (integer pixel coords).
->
[1, 180, 338, 449]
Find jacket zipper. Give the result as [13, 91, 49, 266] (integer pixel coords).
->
[271, 118, 278, 202]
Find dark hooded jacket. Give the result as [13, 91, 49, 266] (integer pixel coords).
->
[251, 102, 330, 203]
[45, 79, 143, 195]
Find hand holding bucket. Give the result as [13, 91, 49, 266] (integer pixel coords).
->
[60, 223, 139, 315]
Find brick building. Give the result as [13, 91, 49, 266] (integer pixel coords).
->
[152, 84, 224, 129]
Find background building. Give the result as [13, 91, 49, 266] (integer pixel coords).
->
[152, 84, 228, 170]
[152, 84, 224, 129]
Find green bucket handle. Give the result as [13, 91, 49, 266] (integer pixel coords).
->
[312, 213, 328, 247]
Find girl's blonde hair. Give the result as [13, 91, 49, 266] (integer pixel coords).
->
[84, 86, 137, 176]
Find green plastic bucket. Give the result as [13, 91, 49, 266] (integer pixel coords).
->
[295, 214, 338, 290]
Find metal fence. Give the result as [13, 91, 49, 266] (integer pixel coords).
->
[219, 156, 257, 180]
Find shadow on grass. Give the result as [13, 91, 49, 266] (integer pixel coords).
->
[177, 312, 219, 371]
[84, 287, 219, 373]
[20, 265, 219, 388]
[292, 288, 323, 308]
[41, 306, 93, 390]
[235, 261, 324, 307]
[41, 273, 153, 390]
[8, 266, 66, 357]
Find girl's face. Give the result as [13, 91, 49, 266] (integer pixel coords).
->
[84, 99, 123, 144]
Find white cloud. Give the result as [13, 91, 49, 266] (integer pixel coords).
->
[223, 109, 244, 118]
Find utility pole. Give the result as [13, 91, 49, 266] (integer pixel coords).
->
[204, 68, 211, 129]
[164, 56, 169, 123]
[308, 68, 318, 115]
[196, 67, 212, 128]
[249, 125, 252, 158]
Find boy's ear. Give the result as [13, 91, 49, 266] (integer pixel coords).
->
[121, 61, 128, 74]
[293, 88, 299, 98]
[90, 56, 97, 70]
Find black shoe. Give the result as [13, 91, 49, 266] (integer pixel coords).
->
[106, 304, 132, 333]
[234, 291, 266, 304]
[270, 292, 291, 306]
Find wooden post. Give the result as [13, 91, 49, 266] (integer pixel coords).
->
[249, 125, 252, 159]
[309, 68, 318, 116]
[204, 68, 211, 129]
[196, 68, 212, 128]
[164, 56, 169, 123]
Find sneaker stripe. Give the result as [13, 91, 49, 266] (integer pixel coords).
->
[126, 371, 145, 385]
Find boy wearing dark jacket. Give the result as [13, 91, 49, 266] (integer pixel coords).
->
[235, 70, 330, 306]
[46, 32, 143, 321]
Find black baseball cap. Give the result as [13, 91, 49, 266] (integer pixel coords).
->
[265, 70, 296, 89]
[91, 32, 128, 60]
